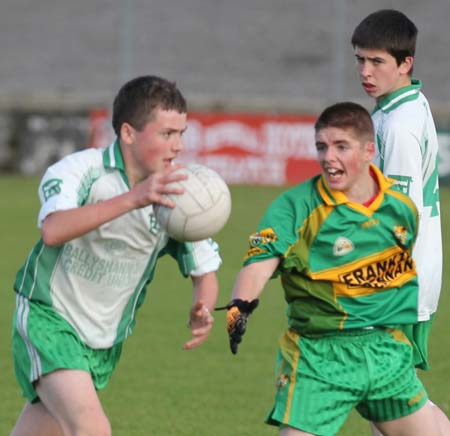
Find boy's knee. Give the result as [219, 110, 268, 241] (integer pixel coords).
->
[89, 415, 111, 436]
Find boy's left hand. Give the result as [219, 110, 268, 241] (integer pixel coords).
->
[183, 301, 214, 350]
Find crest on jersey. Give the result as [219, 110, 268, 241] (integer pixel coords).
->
[333, 236, 354, 256]
[389, 175, 413, 196]
[276, 374, 290, 389]
[42, 178, 63, 201]
[393, 226, 408, 246]
[249, 227, 277, 247]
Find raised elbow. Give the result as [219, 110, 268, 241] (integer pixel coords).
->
[40, 217, 64, 247]
[41, 228, 61, 247]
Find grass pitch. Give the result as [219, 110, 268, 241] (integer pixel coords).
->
[0, 176, 448, 435]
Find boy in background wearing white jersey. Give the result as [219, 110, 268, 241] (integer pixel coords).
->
[352, 9, 450, 435]
[11, 75, 221, 436]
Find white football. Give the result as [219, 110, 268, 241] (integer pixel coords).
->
[154, 164, 232, 242]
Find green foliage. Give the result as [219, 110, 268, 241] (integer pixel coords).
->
[0, 177, 448, 435]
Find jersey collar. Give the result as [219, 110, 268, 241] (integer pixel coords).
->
[102, 138, 130, 187]
[103, 138, 126, 171]
[318, 164, 394, 209]
[373, 78, 422, 115]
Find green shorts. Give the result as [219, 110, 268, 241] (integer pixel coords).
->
[13, 293, 123, 403]
[401, 316, 434, 370]
[266, 328, 428, 435]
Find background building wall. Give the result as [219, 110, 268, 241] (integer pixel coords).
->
[1, 0, 449, 179]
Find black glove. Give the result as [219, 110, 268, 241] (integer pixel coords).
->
[215, 299, 259, 354]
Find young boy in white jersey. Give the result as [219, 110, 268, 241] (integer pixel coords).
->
[351, 9, 450, 435]
[220, 102, 441, 436]
[11, 75, 221, 436]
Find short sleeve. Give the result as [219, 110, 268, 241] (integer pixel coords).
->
[169, 238, 222, 277]
[37, 149, 103, 227]
[244, 191, 301, 266]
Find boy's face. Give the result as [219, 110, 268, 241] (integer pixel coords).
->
[354, 47, 413, 102]
[315, 126, 374, 197]
[123, 108, 187, 177]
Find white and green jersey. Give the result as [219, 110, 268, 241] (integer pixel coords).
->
[372, 79, 442, 321]
[14, 140, 222, 348]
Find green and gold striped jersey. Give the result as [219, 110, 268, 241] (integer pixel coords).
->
[244, 165, 419, 335]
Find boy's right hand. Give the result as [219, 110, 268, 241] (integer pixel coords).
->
[132, 164, 187, 209]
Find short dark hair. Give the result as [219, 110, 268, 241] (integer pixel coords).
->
[112, 75, 187, 136]
[351, 9, 418, 66]
[315, 102, 374, 143]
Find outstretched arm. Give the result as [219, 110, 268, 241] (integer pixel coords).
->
[231, 257, 280, 301]
[183, 271, 219, 350]
[41, 164, 187, 246]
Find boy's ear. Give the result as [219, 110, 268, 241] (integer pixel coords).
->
[400, 56, 414, 75]
[120, 123, 135, 145]
[365, 141, 376, 161]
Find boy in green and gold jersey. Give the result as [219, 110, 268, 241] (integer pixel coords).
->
[221, 102, 441, 436]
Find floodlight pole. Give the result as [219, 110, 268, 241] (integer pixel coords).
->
[118, 0, 135, 84]
[333, 0, 346, 100]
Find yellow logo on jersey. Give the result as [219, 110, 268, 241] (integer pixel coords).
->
[249, 228, 277, 247]
[361, 218, 380, 229]
[244, 246, 266, 260]
[408, 390, 426, 407]
[339, 251, 414, 289]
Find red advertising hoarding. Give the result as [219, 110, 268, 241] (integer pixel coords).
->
[183, 112, 321, 185]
